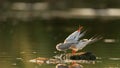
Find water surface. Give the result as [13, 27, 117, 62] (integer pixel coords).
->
[0, 19, 120, 68]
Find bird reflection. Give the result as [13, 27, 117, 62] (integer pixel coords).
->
[56, 64, 69, 68]
[69, 63, 83, 68]
[56, 63, 83, 68]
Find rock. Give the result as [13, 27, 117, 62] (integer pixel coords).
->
[69, 52, 96, 60]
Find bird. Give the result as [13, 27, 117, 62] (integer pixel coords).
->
[56, 26, 102, 54]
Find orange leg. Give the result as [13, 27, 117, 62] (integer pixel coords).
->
[72, 61, 76, 64]
[71, 50, 77, 64]
[72, 50, 76, 55]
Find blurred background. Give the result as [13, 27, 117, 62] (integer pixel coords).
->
[0, 0, 120, 68]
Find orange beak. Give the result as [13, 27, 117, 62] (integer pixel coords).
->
[77, 26, 83, 32]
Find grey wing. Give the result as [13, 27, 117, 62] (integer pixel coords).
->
[76, 35, 102, 50]
[64, 30, 86, 44]
[88, 35, 103, 44]
[76, 40, 91, 50]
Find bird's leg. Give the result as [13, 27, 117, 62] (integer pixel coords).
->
[71, 50, 77, 64]
[72, 50, 76, 55]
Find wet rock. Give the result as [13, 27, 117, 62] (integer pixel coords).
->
[70, 52, 96, 60]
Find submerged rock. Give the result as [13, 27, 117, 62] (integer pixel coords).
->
[70, 52, 96, 60]
[29, 52, 96, 64]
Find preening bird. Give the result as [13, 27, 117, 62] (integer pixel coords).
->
[56, 26, 102, 53]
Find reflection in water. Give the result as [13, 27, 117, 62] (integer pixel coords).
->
[56, 63, 83, 68]
[56, 64, 69, 68]
[69, 63, 83, 68]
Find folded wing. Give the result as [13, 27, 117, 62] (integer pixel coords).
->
[76, 35, 102, 50]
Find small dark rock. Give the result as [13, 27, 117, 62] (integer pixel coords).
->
[70, 52, 96, 60]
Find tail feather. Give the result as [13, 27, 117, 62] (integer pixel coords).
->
[89, 35, 103, 44]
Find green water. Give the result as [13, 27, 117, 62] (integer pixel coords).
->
[0, 19, 120, 68]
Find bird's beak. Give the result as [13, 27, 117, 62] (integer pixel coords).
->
[77, 26, 83, 32]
